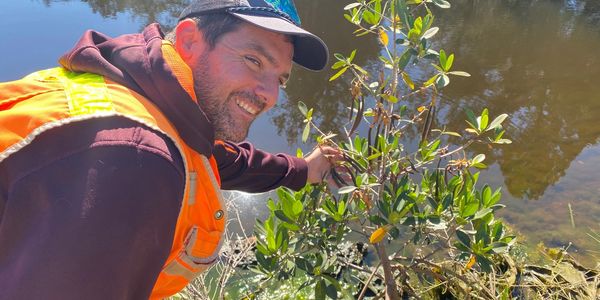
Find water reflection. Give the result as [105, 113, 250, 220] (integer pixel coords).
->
[436, 0, 600, 200]
[11, 0, 600, 264]
[38, 0, 187, 29]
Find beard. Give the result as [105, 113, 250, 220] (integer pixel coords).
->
[192, 52, 258, 143]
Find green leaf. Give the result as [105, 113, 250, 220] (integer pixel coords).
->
[435, 73, 450, 88]
[344, 2, 361, 10]
[381, 94, 398, 103]
[413, 16, 423, 34]
[489, 188, 502, 206]
[265, 202, 278, 218]
[472, 154, 485, 165]
[424, 74, 439, 87]
[315, 279, 326, 300]
[465, 128, 479, 134]
[442, 193, 453, 210]
[408, 28, 419, 42]
[353, 64, 368, 75]
[476, 254, 493, 273]
[331, 60, 346, 70]
[329, 66, 349, 81]
[373, 0, 382, 18]
[322, 273, 342, 291]
[422, 27, 439, 39]
[455, 241, 471, 252]
[492, 222, 504, 240]
[433, 0, 451, 8]
[444, 53, 454, 71]
[333, 53, 345, 61]
[441, 131, 461, 137]
[439, 49, 447, 69]
[490, 242, 509, 254]
[274, 210, 294, 223]
[486, 113, 508, 132]
[448, 71, 471, 77]
[465, 109, 478, 128]
[500, 287, 510, 300]
[266, 231, 276, 251]
[478, 108, 489, 131]
[298, 101, 308, 116]
[493, 128, 505, 141]
[281, 222, 300, 231]
[456, 229, 471, 248]
[296, 147, 304, 158]
[473, 207, 493, 220]
[338, 200, 346, 216]
[472, 162, 487, 169]
[462, 201, 479, 217]
[295, 257, 313, 273]
[326, 282, 338, 299]
[398, 49, 413, 71]
[401, 72, 415, 90]
[482, 185, 492, 207]
[338, 186, 357, 194]
[349, 49, 357, 62]
[255, 243, 269, 258]
[431, 63, 444, 72]
[343, 13, 353, 24]
[362, 9, 377, 25]
[423, 13, 434, 32]
[275, 226, 288, 250]
[302, 123, 310, 142]
[495, 139, 512, 144]
[292, 200, 303, 216]
[367, 152, 382, 161]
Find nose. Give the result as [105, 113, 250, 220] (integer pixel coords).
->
[255, 77, 280, 111]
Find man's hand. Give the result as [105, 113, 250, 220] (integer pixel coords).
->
[305, 145, 344, 184]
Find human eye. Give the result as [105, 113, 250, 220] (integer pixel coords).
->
[243, 55, 261, 69]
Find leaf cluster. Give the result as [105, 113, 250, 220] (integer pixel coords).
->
[249, 0, 515, 299]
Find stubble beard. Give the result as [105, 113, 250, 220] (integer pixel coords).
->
[193, 52, 252, 143]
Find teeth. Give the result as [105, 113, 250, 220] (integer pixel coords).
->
[236, 99, 258, 115]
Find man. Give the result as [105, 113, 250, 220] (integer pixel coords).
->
[0, 0, 336, 298]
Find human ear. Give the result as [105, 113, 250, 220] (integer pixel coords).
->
[174, 19, 206, 61]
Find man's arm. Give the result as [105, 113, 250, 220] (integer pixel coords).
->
[0, 119, 185, 299]
[214, 141, 340, 193]
[214, 140, 307, 192]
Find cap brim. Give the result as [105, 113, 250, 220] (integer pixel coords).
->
[229, 12, 328, 71]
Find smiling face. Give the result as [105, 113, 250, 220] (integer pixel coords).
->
[180, 20, 294, 142]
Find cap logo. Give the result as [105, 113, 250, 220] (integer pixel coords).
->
[263, 0, 300, 25]
[244, 0, 301, 25]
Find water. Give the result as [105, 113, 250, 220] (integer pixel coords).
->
[1, 0, 599, 266]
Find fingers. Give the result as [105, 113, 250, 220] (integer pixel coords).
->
[318, 145, 340, 154]
[307, 145, 350, 185]
[317, 145, 344, 165]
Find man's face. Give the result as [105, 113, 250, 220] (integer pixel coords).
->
[191, 22, 294, 142]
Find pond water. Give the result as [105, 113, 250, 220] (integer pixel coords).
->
[2, 0, 599, 266]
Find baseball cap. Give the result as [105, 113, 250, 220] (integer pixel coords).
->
[179, 0, 329, 71]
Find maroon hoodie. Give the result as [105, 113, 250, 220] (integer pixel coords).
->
[0, 24, 306, 299]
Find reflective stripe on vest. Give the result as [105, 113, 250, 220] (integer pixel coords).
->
[0, 67, 226, 299]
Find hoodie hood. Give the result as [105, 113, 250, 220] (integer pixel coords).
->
[59, 23, 214, 157]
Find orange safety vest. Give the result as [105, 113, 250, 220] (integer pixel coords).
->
[0, 59, 226, 298]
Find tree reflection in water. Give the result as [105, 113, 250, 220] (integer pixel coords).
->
[436, 0, 600, 200]
[40, 0, 188, 29]
[37, 0, 600, 263]
[39, 0, 600, 199]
